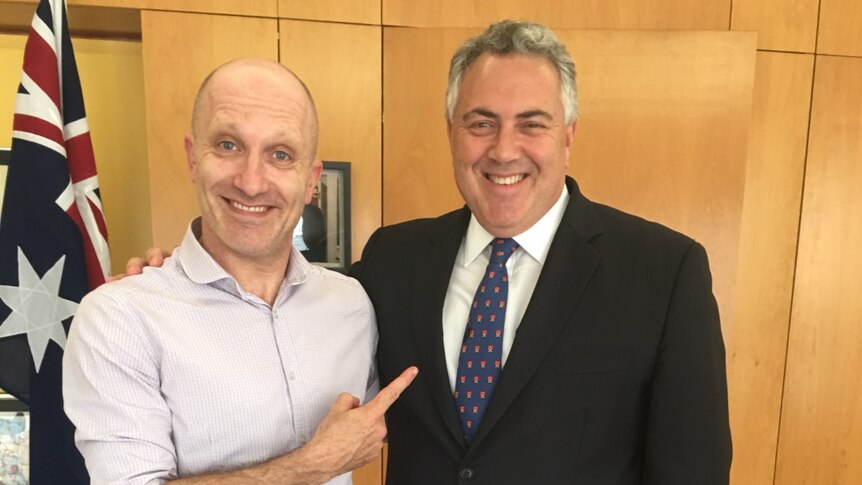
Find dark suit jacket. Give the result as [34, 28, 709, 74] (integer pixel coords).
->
[352, 177, 731, 484]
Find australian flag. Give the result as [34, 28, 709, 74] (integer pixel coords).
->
[0, 0, 111, 483]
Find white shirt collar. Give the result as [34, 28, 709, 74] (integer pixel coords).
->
[461, 185, 570, 266]
[178, 218, 311, 299]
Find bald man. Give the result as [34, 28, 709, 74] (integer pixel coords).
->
[63, 59, 416, 485]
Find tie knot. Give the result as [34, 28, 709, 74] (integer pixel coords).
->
[489, 238, 519, 265]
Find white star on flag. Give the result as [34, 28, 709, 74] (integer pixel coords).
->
[0, 247, 78, 372]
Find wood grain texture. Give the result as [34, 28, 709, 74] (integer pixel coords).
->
[728, 51, 813, 485]
[0, 0, 277, 17]
[382, 0, 729, 29]
[775, 55, 862, 484]
[817, 0, 862, 57]
[278, 0, 379, 25]
[0, 3, 142, 38]
[571, 30, 755, 341]
[385, 28, 755, 341]
[279, 20, 382, 262]
[73, 37, 151, 273]
[141, 10, 277, 249]
[730, 0, 818, 52]
[382, 27, 467, 225]
[352, 455, 383, 485]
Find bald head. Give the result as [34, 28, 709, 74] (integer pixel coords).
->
[190, 58, 319, 158]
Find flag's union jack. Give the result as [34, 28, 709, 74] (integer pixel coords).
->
[11, 0, 110, 287]
[0, 0, 110, 483]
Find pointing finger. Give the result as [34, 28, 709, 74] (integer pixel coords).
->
[365, 366, 418, 415]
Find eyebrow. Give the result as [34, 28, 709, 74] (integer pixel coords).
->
[461, 108, 554, 121]
[517, 110, 554, 121]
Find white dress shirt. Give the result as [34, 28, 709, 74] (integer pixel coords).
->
[64, 220, 378, 485]
[442, 186, 570, 391]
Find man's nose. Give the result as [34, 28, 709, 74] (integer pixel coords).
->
[488, 125, 522, 163]
[233, 154, 267, 196]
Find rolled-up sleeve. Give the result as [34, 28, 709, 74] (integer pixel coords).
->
[63, 291, 177, 485]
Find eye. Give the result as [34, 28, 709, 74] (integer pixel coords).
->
[273, 150, 291, 161]
[219, 140, 236, 151]
[468, 120, 495, 134]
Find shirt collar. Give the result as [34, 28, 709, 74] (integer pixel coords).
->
[462, 185, 570, 266]
[178, 218, 233, 286]
[177, 218, 311, 299]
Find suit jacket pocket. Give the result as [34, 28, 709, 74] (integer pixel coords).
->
[555, 349, 634, 375]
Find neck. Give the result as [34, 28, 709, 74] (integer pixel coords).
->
[218, 253, 289, 306]
[197, 234, 290, 306]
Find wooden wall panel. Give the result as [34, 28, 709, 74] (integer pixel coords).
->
[1, 0, 277, 17]
[570, 30, 755, 331]
[817, 0, 862, 57]
[278, 0, 380, 25]
[728, 51, 813, 485]
[141, 11, 277, 249]
[0, 34, 20, 219]
[384, 27, 755, 338]
[279, 20, 381, 262]
[73, 38, 150, 273]
[352, 456, 383, 485]
[382, 27, 467, 225]
[0, 3, 141, 38]
[0, 34, 26, 142]
[731, 0, 818, 52]
[382, 0, 729, 29]
[776, 56, 862, 484]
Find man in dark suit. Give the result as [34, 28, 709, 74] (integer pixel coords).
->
[352, 20, 731, 484]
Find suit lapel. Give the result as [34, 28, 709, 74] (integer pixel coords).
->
[470, 178, 603, 448]
[411, 208, 471, 450]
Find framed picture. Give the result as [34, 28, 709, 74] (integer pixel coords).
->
[0, 393, 27, 412]
[0, 394, 29, 483]
[293, 161, 351, 273]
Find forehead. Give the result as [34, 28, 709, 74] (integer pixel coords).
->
[199, 65, 313, 138]
[456, 54, 563, 115]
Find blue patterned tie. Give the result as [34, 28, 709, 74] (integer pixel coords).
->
[454, 237, 519, 442]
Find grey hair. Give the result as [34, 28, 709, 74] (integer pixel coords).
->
[444, 20, 578, 125]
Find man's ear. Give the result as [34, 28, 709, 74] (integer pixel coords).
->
[306, 160, 323, 204]
[563, 122, 577, 165]
[566, 122, 577, 149]
[184, 135, 196, 182]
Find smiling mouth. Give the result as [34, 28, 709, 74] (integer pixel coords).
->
[486, 174, 525, 185]
[230, 200, 268, 213]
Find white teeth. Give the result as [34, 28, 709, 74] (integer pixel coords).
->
[488, 174, 524, 185]
[231, 201, 267, 213]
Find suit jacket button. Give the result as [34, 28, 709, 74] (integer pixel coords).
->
[459, 468, 475, 480]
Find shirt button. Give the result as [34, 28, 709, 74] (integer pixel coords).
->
[272, 310, 279, 318]
[288, 372, 296, 380]
[459, 468, 474, 481]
